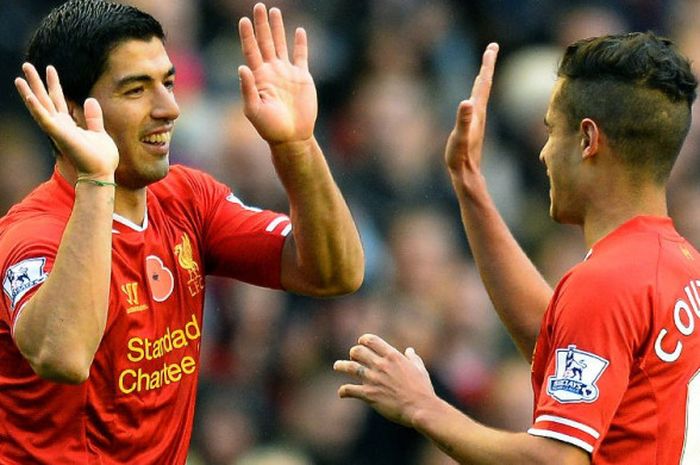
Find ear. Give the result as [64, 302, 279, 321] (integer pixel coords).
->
[579, 118, 599, 160]
[66, 99, 87, 128]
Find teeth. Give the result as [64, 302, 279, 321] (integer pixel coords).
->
[142, 132, 171, 144]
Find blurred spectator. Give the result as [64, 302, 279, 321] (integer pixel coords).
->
[0, 115, 52, 215]
[3, 1, 694, 464]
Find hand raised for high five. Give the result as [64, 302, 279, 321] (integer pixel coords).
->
[14, 63, 118, 180]
[238, 3, 317, 146]
[445, 43, 499, 190]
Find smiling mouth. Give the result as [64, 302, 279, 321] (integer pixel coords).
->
[141, 132, 172, 145]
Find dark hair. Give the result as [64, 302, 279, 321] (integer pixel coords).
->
[555, 31, 697, 182]
[26, 0, 164, 105]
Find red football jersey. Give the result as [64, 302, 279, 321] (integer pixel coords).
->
[0, 165, 289, 464]
[530, 216, 700, 464]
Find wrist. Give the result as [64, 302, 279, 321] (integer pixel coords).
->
[269, 136, 316, 157]
[410, 394, 451, 434]
[75, 174, 117, 188]
[449, 169, 486, 198]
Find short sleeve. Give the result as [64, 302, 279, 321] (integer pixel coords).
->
[164, 166, 289, 289]
[528, 268, 652, 453]
[0, 216, 63, 333]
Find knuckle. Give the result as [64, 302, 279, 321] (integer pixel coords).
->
[375, 359, 389, 372]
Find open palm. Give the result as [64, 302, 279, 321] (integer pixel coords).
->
[15, 63, 118, 178]
[238, 3, 317, 145]
[445, 43, 499, 181]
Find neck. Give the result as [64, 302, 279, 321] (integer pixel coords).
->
[114, 188, 147, 226]
[57, 160, 147, 226]
[581, 182, 667, 248]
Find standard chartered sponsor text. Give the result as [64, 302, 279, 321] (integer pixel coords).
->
[119, 313, 201, 394]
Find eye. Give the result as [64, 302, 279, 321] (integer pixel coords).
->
[124, 86, 144, 97]
[164, 79, 175, 92]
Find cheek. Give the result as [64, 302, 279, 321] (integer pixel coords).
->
[104, 118, 135, 149]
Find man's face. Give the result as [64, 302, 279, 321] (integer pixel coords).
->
[539, 80, 585, 225]
[88, 37, 180, 189]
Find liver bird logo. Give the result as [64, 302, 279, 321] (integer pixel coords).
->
[174, 232, 203, 296]
[174, 233, 198, 273]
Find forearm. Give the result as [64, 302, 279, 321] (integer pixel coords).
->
[452, 173, 552, 358]
[270, 137, 364, 296]
[413, 396, 584, 465]
[14, 182, 114, 383]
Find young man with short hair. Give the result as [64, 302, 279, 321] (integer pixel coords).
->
[336, 32, 700, 465]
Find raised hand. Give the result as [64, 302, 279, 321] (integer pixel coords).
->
[445, 43, 499, 187]
[238, 3, 317, 146]
[14, 63, 118, 179]
[334, 334, 436, 427]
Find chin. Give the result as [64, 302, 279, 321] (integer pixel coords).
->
[551, 208, 581, 226]
[117, 162, 170, 189]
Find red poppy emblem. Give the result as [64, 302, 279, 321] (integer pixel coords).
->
[146, 255, 174, 302]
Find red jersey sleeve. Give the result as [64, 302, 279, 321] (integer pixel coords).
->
[163, 166, 289, 289]
[0, 216, 63, 333]
[528, 264, 653, 453]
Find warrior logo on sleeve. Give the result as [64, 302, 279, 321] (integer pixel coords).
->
[547, 345, 609, 403]
[3, 257, 48, 309]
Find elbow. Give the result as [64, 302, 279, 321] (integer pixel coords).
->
[341, 262, 365, 294]
[307, 261, 365, 297]
[24, 350, 92, 385]
[325, 251, 365, 296]
[328, 264, 365, 296]
[338, 246, 366, 294]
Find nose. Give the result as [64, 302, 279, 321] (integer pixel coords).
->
[152, 85, 180, 121]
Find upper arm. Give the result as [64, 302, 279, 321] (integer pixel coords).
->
[0, 220, 60, 337]
[170, 167, 290, 288]
[531, 268, 650, 454]
[531, 435, 591, 465]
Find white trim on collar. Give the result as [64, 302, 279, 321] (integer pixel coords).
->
[112, 204, 149, 232]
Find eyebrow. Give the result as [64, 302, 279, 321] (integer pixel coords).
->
[115, 66, 176, 88]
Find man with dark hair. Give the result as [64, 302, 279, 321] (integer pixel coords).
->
[0, 1, 363, 463]
[335, 32, 700, 465]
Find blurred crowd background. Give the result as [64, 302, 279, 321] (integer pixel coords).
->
[2, 1, 700, 464]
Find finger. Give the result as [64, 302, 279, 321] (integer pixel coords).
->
[470, 42, 499, 113]
[83, 98, 105, 133]
[15, 77, 55, 131]
[405, 347, 429, 376]
[358, 333, 401, 358]
[239, 17, 263, 69]
[253, 3, 276, 61]
[333, 360, 368, 381]
[22, 63, 56, 113]
[46, 65, 68, 114]
[238, 65, 261, 117]
[269, 7, 288, 60]
[292, 27, 308, 70]
[349, 344, 382, 368]
[338, 383, 368, 401]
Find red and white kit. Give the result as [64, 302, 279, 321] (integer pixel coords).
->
[530, 216, 700, 465]
[0, 165, 289, 464]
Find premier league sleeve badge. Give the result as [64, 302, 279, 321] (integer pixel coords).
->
[3, 257, 48, 310]
[547, 345, 609, 403]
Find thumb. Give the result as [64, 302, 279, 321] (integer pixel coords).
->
[238, 65, 261, 118]
[455, 99, 474, 132]
[83, 98, 105, 132]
